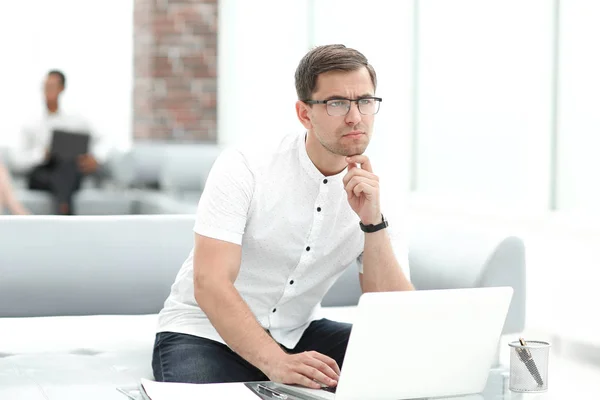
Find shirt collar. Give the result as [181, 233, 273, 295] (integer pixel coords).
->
[45, 108, 64, 119]
[297, 132, 346, 184]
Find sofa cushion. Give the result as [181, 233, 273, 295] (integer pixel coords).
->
[15, 189, 136, 215]
[158, 144, 222, 194]
[134, 191, 197, 215]
[14, 189, 54, 215]
[73, 190, 136, 215]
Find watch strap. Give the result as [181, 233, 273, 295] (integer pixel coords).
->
[359, 214, 388, 233]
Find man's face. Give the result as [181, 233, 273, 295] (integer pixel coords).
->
[306, 67, 376, 157]
[44, 74, 63, 103]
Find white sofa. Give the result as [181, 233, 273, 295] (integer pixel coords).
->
[0, 214, 526, 399]
[2, 143, 222, 216]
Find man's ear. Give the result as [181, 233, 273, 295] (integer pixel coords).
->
[295, 101, 313, 130]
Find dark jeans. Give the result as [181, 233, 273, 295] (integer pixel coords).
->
[152, 318, 352, 384]
[28, 157, 82, 215]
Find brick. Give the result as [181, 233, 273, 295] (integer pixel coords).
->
[133, 0, 217, 141]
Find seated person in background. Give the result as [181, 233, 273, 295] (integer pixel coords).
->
[11, 70, 109, 215]
[153, 45, 414, 388]
[0, 160, 29, 215]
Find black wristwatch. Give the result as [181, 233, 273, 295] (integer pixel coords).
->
[359, 214, 388, 233]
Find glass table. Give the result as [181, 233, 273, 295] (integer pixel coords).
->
[116, 360, 598, 400]
[246, 367, 586, 400]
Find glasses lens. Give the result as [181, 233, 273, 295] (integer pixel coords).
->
[326, 99, 351, 116]
[358, 98, 380, 115]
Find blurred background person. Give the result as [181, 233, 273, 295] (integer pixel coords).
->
[11, 70, 110, 215]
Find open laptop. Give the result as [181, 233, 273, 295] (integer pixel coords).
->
[273, 287, 513, 400]
[50, 129, 90, 160]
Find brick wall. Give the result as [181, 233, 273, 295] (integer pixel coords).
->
[133, 0, 217, 141]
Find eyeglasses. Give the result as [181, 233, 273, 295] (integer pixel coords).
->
[303, 97, 382, 116]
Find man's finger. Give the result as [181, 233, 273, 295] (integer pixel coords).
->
[353, 182, 376, 199]
[342, 168, 378, 187]
[345, 176, 378, 198]
[346, 155, 373, 173]
[310, 352, 341, 375]
[293, 372, 322, 389]
[305, 357, 339, 382]
[298, 364, 336, 387]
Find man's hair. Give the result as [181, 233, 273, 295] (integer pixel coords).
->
[294, 44, 377, 101]
[48, 70, 66, 89]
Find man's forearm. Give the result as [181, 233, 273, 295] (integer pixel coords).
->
[361, 229, 414, 292]
[194, 279, 286, 372]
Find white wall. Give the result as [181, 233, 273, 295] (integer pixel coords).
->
[217, 0, 310, 148]
[0, 0, 133, 151]
[414, 0, 554, 214]
[557, 0, 600, 213]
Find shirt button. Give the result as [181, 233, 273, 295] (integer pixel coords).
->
[289, 280, 294, 285]
[323, 179, 328, 184]
[272, 308, 277, 313]
[306, 246, 311, 251]
[317, 207, 321, 212]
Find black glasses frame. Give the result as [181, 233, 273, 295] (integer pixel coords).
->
[303, 97, 383, 116]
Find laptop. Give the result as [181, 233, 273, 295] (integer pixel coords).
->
[273, 287, 513, 400]
[50, 129, 90, 160]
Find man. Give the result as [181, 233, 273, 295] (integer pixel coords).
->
[153, 44, 414, 389]
[11, 70, 108, 215]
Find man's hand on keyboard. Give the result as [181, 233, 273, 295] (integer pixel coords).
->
[264, 351, 340, 389]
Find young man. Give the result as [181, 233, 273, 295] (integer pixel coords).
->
[11, 70, 108, 215]
[153, 45, 414, 389]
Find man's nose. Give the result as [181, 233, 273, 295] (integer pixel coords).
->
[344, 102, 362, 125]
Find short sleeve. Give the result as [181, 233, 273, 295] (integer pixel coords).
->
[193, 149, 255, 245]
[356, 211, 411, 281]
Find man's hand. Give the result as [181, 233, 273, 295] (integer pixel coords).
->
[263, 351, 341, 389]
[343, 155, 381, 225]
[77, 154, 99, 174]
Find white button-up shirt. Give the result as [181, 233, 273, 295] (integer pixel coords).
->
[11, 109, 109, 173]
[157, 132, 409, 349]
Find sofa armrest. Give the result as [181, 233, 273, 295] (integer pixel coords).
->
[408, 223, 526, 335]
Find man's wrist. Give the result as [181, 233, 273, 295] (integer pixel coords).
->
[359, 214, 388, 233]
[360, 212, 383, 226]
[258, 345, 287, 373]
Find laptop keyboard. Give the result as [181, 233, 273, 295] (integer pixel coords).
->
[321, 386, 337, 394]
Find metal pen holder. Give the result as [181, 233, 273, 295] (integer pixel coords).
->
[508, 340, 550, 393]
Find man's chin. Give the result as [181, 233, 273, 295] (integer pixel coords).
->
[341, 145, 368, 157]
[321, 139, 368, 157]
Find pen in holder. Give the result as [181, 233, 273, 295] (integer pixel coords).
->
[508, 339, 550, 393]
